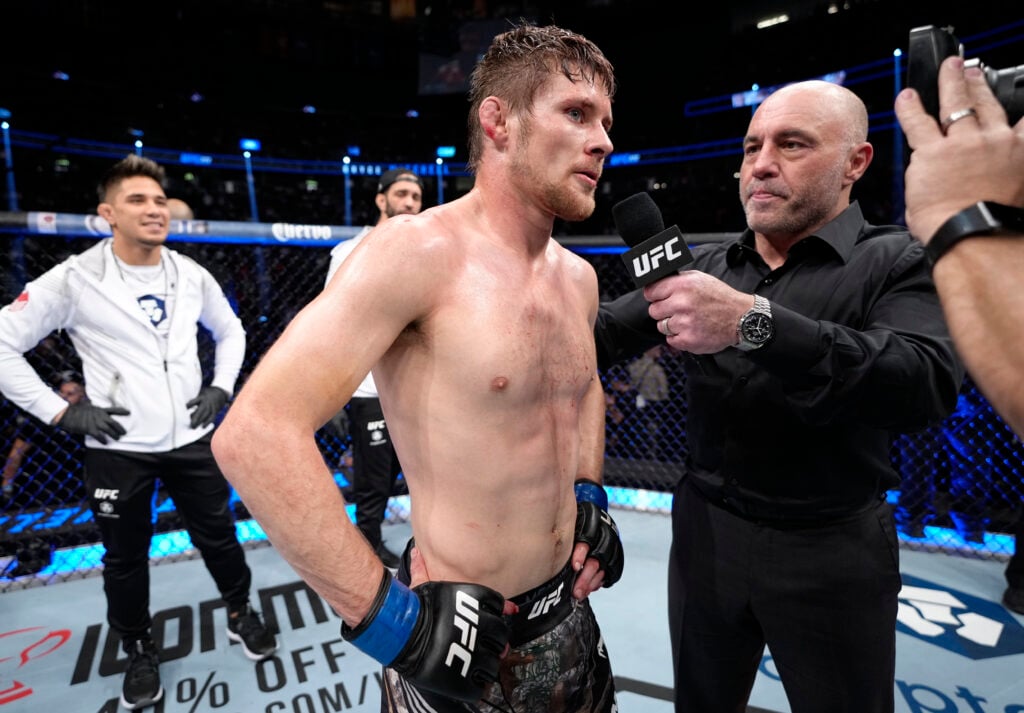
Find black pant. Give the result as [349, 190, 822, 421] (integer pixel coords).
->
[84, 434, 252, 643]
[349, 397, 402, 550]
[385, 543, 616, 713]
[668, 477, 900, 713]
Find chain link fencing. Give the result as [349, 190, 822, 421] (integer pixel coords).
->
[1, 233, 1020, 591]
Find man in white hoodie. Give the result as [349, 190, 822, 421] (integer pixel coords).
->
[0, 155, 276, 710]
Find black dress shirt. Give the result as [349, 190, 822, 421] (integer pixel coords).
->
[596, 202, 964, 521]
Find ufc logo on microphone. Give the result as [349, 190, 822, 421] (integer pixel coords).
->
[632, 237, 685, 277]
[445, 591, 480, 677]
[621, 225, 694, 287]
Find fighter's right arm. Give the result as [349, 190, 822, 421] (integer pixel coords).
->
[213, 217, 432, 620]
[214, 213, 513, 699]
[214, 212, 471, 601]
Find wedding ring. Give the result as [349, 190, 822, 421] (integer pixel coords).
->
[940, 107, 977, 134]
[659, 317, 675, 337]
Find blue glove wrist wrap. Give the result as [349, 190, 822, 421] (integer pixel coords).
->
[344, 570, 421, 666]
[574, 479, 608, 511]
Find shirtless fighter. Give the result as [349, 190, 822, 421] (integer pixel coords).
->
[212, 23, 623, 713]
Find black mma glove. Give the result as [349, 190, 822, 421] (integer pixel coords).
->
[574, 479, 625, 587]
[341, 568, 509, 703]
[186, 386, 229, 428]
[57, 402, 130, 444]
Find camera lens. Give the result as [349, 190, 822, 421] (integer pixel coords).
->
[980, 62, 1024, 124]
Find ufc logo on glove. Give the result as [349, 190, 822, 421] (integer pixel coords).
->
[445, 591, 481, 677]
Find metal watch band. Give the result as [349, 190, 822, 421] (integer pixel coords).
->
[751, 294, 771, 318]
[736, 295, 774, 351]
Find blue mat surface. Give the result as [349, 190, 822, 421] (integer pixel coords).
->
[2, 507, 1022, 712]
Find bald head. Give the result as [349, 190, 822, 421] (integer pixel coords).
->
[757, 80, 869, 149]
[166, 198, 194, 221]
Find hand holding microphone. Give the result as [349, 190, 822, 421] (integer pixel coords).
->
[613, 191, 694, 288]
[613, 192, 768, 354]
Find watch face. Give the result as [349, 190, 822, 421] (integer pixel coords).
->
[741, 313, 774, 345]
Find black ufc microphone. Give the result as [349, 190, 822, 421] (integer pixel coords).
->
[613, 192, 693, 288]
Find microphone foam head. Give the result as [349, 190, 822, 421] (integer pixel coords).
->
[612, 192, 665, 248]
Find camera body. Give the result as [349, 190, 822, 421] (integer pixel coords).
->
[907, 25, 1023, 125]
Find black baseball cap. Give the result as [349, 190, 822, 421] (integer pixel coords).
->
[377, 168, 421, 194]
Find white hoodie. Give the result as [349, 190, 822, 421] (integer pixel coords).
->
[0, 238, 245, 453]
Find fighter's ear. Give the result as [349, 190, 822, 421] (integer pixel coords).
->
[479, 96, 509, 147]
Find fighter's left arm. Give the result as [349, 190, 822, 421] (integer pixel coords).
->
[571, 370, 624, 599]
[572, 267, 625, 599]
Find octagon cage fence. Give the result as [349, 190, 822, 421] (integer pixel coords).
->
[0, 212, 1020, 592]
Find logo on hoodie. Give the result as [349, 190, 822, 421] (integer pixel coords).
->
[138, 295, 167, 327]
[10, 291, 29, 312]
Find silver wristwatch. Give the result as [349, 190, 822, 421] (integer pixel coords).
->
[736, 295, 774, 351]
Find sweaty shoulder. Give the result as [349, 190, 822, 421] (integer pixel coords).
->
[550, 241, 599, 324]
[364, 204, 465, 269]
[555, 241, 598, 287]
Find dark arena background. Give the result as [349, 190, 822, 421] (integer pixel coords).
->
[1, 0, 1023, 590]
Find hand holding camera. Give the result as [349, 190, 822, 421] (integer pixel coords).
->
[897, 26, 1024, 250]
[906, 25, 1023, 126]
